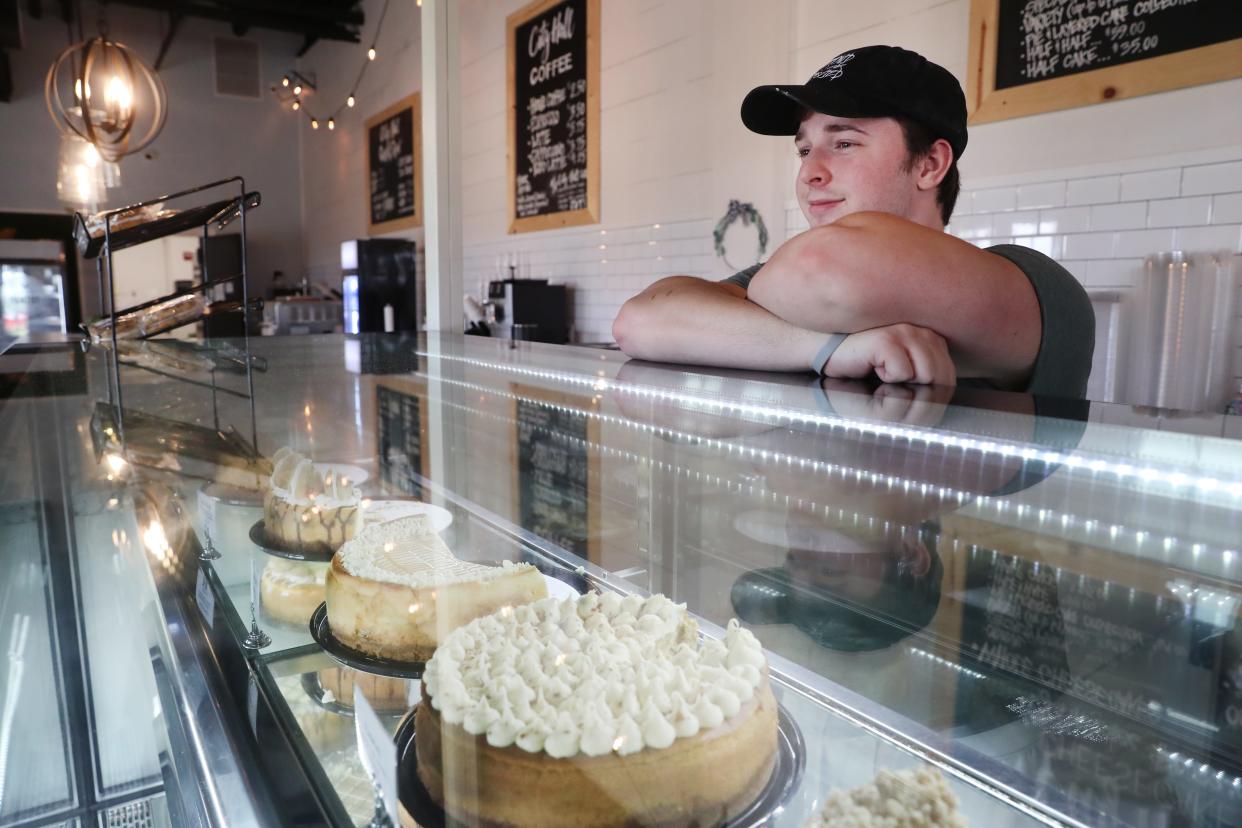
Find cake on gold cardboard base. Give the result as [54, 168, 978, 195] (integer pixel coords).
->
[415, 593, 778, 827]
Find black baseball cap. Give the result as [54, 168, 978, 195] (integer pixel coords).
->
[741, 45, 968, 160]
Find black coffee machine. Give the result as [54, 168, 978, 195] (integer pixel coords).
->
[485, 279, 568, 344]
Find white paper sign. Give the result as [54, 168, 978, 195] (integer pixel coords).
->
[195, 567, 215, 629]
[354, 685, 398, 824]
[197, 488, 217, 548]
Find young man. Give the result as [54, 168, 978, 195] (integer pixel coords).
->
[612, 46, 1094, 397]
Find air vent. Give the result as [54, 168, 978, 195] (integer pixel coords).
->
[214, 37, 260, 99]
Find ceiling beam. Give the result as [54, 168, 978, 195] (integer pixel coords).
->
[105, 0, 362, 45]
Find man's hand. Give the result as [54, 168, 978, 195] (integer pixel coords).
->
[825, 323, 956, 386]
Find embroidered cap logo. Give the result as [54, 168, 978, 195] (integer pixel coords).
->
[812, 52, 854, 81]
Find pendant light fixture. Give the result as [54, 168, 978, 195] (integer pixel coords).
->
[45, 30, 167, 164]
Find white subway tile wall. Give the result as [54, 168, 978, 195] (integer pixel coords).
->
[464, 150, 1242, 392]
[947, 155, 1242, 391]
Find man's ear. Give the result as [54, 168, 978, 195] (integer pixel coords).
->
[915, 138, 954, 192]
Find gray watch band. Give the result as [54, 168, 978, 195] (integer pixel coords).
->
[811, 333, 849, 375]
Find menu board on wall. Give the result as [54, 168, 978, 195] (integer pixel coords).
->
[507, 0, 600, 234]
[513, 387, 598, 559]
[377, 383, 426, 498]
[967, 0, 1242, 124]
[365, 93, 422, 234]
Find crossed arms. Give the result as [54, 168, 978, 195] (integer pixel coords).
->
[612, 212, 1042, 387]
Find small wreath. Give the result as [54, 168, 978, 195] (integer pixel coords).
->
[713, 200, 769, 270]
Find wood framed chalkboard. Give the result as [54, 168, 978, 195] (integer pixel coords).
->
[507, 0, 600, 234]
[376, 379, 430, 498]
[510, 384, 600, 561]
[365, 93, 422, 234]
[967, 0, 1242, 124]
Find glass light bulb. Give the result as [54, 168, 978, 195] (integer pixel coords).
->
[327, 118, 335, 130]
[282, 75, 289, 87]
[311, 119, 319, 129]
[367, 47, 376, 60]
[292, 100, 300, 111]
[105, 75, 133, 111]
[293, 84, 303, 96]
[347, 95, 355, 108]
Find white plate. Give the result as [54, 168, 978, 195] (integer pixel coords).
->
[361, 500, 453, 533]
[315, 463, 370, 488]
[544, 574, 583, 601]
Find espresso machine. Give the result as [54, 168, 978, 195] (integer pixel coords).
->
[484, 279, 568, 344]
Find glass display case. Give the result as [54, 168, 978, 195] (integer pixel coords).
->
[4, 332, 1241, 827]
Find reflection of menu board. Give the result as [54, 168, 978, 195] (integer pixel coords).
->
[514, 388, 598, 559]
[967, 0, 1242, 124]
[507, 0, 600, 233]
[377, 384, 426, 498]
[366, 93, 422, 234]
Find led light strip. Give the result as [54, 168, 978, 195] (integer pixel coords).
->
[418, 350, 1242, 499]
[422, 372, 1241, 569]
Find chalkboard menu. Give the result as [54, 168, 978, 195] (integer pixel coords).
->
[516, 396, 594, 558]
[968, 0, 1242, 123]
[365, 93, 422, 234]
[507, 0, 600, 233]
[377, 384, 424, 498]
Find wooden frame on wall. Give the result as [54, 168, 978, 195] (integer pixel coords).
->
[365, 92, 423, 235]
[967, 0, 1242, 125]
[506, 0, 601, 234]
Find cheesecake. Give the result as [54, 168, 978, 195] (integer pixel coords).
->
[263, 448, 362, 554]
[260, 558, 328, 626]
[803, 767, 966, 828]
[325, 515, 548, 661]
[416, 592, 778, 827]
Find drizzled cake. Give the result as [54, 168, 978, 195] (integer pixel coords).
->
[325, 515, 547, 661]
[803, 767, 966, 828]
[416, 592, 778, 827]
[260, 559, 328, 625]
[263, 448, 362, 553]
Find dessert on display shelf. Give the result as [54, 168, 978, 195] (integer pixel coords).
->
[325, 515, 548, 662]
[263, 448, 363, 554]
[416, 592, 779, 827]
[803, 767, 967, 828]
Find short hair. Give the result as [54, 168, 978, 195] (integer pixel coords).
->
[894, 115, 960, 226]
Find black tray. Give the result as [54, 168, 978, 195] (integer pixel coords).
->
[249, 520, 336, 562]
[309, 603, 426, 679]
[393, 699, 805, 827]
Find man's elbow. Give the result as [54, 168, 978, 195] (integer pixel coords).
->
[749, 227, 859, 328]
[612, 296, 653, 358]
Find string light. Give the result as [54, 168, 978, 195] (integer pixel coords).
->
[276, 0, 391, 131]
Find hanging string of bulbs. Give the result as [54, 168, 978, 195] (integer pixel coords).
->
[279, 0, 407, 132]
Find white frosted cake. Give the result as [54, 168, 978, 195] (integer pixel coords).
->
[324, 515, 547, 661]
[260, 559, 328, 626]
[804, 767, 967, 828]
[415, 592, 778, 827]
[263, 448, 362, 554]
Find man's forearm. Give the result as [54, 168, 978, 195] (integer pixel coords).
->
[613, 276, 826, 371]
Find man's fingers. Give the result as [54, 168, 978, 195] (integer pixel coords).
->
[873, 339, 914, 383]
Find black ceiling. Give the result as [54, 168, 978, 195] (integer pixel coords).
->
[34, 0, 366, 57]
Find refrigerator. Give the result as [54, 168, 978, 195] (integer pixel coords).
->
[0, 239, 75, 340]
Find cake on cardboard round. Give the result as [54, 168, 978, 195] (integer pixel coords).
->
[264, 448, 362, 553]
[416, 592, 779, 827]
[325, 515, 548, 662]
